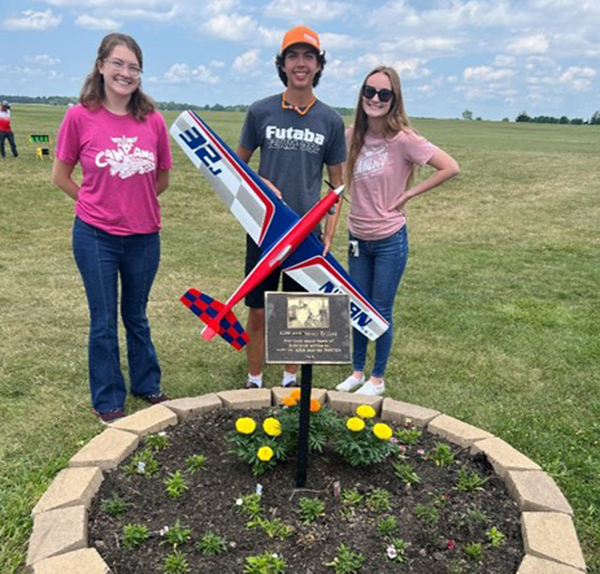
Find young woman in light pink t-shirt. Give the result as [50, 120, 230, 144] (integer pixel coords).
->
[52, 33, 172, 424]
[336, 66, 460, 397]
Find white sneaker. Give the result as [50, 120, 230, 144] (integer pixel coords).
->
[336, 374, 365, 392]
[354, 380, 385, 396]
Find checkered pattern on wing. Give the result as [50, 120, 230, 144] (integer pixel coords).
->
[180, 289, 248, 350]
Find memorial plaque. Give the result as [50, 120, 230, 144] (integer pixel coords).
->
[265, 292, 351, 364]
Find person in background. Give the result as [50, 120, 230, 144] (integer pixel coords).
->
[236, 25, 346, 389]
[336, 66, 460, 396]
[52, 33, 172, 423]
[0, 101, 19, 158]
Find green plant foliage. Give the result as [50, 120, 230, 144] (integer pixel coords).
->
[392, 461, 421, 485]
[334, 419, 396, 467]
[163, 549, 190, 574]
[464, 542, 484, 562]
[486, 526, 506, 548]
[394, 426, 422, 446]
[340, 488, 363, 507]
[297, 496, 326, 524]
[145, 432, 170, 451]
[164, 470, 189, 499]
[247, 517, 294, 540]
[326, 545, 365, 574]
[429, 442, 455, 467]
[415, 504, 440, 526]
[122, 523, 149, 549]
[376, 516, 399, 537]
[100, 492, 128, 518]
[366, 488, 392, 512]
[185, 454, 206, 474]
[195, 531, 227, 555]
[122, 448, 160, 477]
[161, 520, 192, 547]
[387, 537, 410, 563]
[235, 493, 264, 520]
[244, 551, 286, 573]
[455, 467, 489, 492]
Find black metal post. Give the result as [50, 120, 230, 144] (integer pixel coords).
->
[296, 364, 313, 487]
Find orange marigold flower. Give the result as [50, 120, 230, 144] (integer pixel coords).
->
[290, 389, 302, 400]
[281, 396, 297, 407]
[309, 398, 322, 413]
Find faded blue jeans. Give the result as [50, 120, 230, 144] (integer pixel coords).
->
[73, 217, 161, 414]
[348, 226, 408, 378]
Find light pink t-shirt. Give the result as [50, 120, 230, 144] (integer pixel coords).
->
[55, 104, 172, 236]
[347, 127, 438, 240]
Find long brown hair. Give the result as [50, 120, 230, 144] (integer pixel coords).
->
[346, 66, 412, 188]
[79, 33, 155, 121]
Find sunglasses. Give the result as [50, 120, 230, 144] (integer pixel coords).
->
[362, 85, 394, 103]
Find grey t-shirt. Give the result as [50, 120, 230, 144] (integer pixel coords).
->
[240, 93, 347, 216]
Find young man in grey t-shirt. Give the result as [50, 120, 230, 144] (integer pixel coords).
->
[236, 25, 346, 389]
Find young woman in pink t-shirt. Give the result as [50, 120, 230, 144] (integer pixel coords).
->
[336, 66, 460, 396]
[52, 33, 172, 423]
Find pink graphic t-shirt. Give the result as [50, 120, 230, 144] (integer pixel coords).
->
[55, 104, 172, 236]
[347, 127, 438, 241]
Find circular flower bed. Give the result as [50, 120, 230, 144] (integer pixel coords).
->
[88, 396, 523, 573]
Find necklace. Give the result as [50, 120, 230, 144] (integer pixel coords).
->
[281, 92, 317, 116]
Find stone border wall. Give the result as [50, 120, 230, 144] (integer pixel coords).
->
[27, 390, 587, 573]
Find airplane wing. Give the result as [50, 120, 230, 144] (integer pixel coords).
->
[170, 110, 297, 250]
[170, 110, 389, 341]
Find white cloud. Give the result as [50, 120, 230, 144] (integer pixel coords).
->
[161, 63, 220, 84]
[210, 60, 226, 68]
[357, 54, 431, 80]
[203, 13, 255, 41]
[320, 33, 362, 52]
[493, 55, 515, 67]
[3, 9, 62, 31]
[463, 66, 516, 82]
[559, 66, 596, 91]
[380, 36, 464, 54]
[507, 33, 549, 55]
[75, 14, 121, 30]
[232, 49, 262, 76]
[265, 0, 350, 22]
[24, 54, 61, 65]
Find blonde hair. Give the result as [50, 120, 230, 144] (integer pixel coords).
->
[346, 66, 413, 189]
[79, 33, 155, 121]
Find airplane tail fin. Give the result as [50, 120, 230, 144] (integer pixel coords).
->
[180, 288, 249, 351]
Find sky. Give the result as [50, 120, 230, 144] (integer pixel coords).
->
[0, 0, 599, 120]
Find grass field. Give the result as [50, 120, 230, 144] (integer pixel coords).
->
[0, 104, 599, 573]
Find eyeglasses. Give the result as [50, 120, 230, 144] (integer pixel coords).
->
[105, 58, 142, 77]
[362, 85, 394, 103]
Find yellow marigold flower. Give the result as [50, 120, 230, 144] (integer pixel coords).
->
[290, 389, 302, 401]
[235, 417, 256, 435]
[257, 446, 274, 462]
[373, 423, 393, 440]
[309, 398, 322, 413]
[263, 417, 282, 437]
[356, 404, 376, 419]
[346, 417, 366, 432]
[281, 396, 297, 407]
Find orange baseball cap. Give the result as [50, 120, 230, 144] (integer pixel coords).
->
[280, 25, 322, 54]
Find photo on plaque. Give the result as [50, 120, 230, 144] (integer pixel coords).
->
[287, 297, 330, 329]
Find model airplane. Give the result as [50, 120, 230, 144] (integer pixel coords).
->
[170, 110, 389, 350]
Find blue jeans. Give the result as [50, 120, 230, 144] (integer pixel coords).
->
[73, 217, 161, 413]
[348, 226, 408, 378]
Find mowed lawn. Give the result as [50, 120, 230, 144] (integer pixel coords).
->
[0, 105, 598, 573]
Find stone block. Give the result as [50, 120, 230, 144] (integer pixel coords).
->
[69, 428, 139, 471]
[163, 393, 222, 421]
[506, 470, 573, 514]
[272, 386, 327, 406]
[32, 548, 110, 574]
[32, 467, 103, 516]
[218, 388, 272, 409]
[471, 437, 541, 479]
[427, 414, 494, 448]
[26, 505, 87, 567]
[326, 391, 383, 415]
[522, 512, 586, 571]
[111, 404, 178, 436]
[517, 554, 585, 574]
[381, 399, 440, 427]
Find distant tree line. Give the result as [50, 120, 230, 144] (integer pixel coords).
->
[0, 94, 355, 117]
[515, 110, 600, 125]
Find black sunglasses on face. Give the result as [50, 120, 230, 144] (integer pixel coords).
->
[362, 84, 394, 103]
